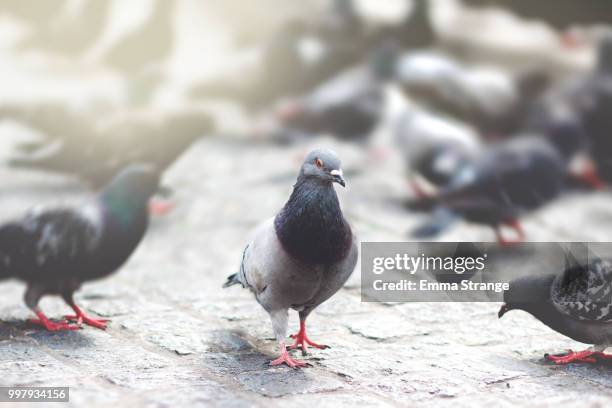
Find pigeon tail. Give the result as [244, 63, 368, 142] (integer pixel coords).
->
[223, 273, 241, 288]
[411, 207, 458, 238]
[8, 138, 64, 171]
[223, 245, 249, 288]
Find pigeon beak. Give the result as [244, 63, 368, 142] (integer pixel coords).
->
[498, 303, 509, 318]
[330, 169, 346, 187]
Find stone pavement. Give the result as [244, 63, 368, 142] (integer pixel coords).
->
[1, 132, 611, 408]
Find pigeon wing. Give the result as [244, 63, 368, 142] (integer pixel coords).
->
[551, 259, 612, 322]
[4, 207, 103, 277]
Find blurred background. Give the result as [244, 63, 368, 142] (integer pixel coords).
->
[2, 2, 612, 404]
[1, 0, 612, 243]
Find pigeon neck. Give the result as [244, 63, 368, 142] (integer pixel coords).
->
[100, 190, 148, 228]
[507, 275, 557, 321]
[275, 176, 352, 265]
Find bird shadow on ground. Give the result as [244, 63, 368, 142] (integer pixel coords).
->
[0, 319, 93, 348]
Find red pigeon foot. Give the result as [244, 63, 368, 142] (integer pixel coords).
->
[495, 219, 525, 246]
[288, 321, 329, 355]
[29, 310, 80, 331]
[545, 349, 602, 364]
[270, 343, 309, 368]
[64, 305, 108, 330]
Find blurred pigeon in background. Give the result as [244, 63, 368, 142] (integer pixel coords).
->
[0, 165, 160, 331]
[5, 106, 214, 205]
[499, 255, 612, 364]
[464, 0, 612, 32]
[391, 50, 549, 137]
[393, 107, 481, 197]
[224, 149, 357, 368]
[273, 65, 386, 144]
[410, 123, 584, 244]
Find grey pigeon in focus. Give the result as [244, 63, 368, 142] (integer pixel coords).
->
[0, 165, 159, 331]
[224, 149, 358, 368]
[499, 258, 612, 364]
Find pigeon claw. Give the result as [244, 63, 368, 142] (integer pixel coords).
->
[288, 321, 330, 355]
[544, 349, 608, 364]
[64, 304, 109, 330]
[29, 312, 81, 332]
[495, 219, 525, 246]
[64, 314, 109, 330]
[270, 347, 310, 369]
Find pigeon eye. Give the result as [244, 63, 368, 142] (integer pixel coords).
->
[315, 158, 323, 168]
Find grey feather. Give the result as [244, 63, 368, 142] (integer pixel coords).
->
[552, 258, 612, 323]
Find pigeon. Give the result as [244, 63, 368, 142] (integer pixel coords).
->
[0, 165, 159, 331]
[499, 257, 612, 364]
[576, 34, 612, 185]
[464, 0, 612, 32]
[392, 51, 548, 137]
[274, 66, 385, 144]
[393, 107, 482, 197]
[525, 33, 612, 188]
[410, 123, 584, 244]
[224, 149, 358, 368]
[6, 107, 214, 199]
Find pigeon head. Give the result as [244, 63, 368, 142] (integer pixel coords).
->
[101, 164, 161, 214]
[299, 149, 346, 187]
[498, 274, 555, 318]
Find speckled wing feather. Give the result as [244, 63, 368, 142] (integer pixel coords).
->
[0, 206, 102, 280]
[551, 258, 612, 322]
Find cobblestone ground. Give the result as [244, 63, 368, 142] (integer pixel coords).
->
[1, 132, 612, 407]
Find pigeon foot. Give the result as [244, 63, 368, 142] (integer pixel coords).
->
[270, 344, 309, 368]
[408, 179, 432, 200]
[288, 321, 330, 355]
[64, 305, 109, 330]
[29, 310, 80, 331]
[148, 199, 175, 215]
[495, 219, 525, 246]
[544, 349, 610, 364]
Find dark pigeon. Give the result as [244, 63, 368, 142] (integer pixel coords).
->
[578, 34, 612, 185]
[410, 124, 583, 244]
[224, 149, 358, 368]
[0, 165, 159, 331]
[499, 257, 612, 364]
[274, 66, 385, 144]
[393, 107, 482, 198]
[525, 33, 612, 189]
